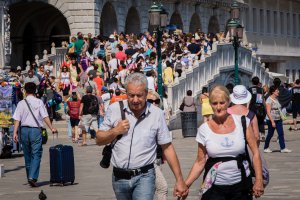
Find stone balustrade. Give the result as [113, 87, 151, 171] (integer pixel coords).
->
[167, 43, 274, 129]
[28, 42, 68, 77]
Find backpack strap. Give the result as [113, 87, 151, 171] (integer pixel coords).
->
[111, 101, 125, 147]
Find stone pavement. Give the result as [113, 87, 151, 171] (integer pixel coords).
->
[0, 119, 300, 200]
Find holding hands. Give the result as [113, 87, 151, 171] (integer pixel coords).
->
[173, 179, 189, 199]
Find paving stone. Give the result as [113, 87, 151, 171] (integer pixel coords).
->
[0, 120, 299, 199]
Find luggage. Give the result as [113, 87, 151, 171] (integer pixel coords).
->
[49, 142, 75, 186]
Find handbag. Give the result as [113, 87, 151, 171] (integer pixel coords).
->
[100, 101, 125, 168]
[179, 97, 185, 111]
[279, 110, 287, 121]
[24, 99, 48, 145]
[241, 116, 269, 188]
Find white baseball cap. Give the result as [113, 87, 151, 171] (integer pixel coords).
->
[230, 85, 252, 105]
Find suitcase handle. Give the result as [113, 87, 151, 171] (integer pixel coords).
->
[52, 132, 59, 147]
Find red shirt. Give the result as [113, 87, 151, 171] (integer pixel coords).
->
[67, 100, 81, 119]
[94, 77, 104, 91]
[115, 51, 127, 61]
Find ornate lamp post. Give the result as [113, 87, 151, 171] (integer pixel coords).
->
[149, 1, 168, 100]
[227, 1, 244, 85]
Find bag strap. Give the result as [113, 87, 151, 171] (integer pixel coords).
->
[24, 99, 41, 129]
[241, 115, 255, 176]
[110, 101, 125, 148]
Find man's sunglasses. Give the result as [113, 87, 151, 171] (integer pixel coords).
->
[147, 99, 160, 104]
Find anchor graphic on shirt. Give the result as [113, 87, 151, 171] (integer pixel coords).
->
[220, 137, 234, 148]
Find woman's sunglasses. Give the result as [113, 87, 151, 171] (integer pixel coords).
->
[147, 99, 160, 104]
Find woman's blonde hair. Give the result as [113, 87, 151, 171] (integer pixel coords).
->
[147, 90, 162, 107]
[209, 85, 230, 104]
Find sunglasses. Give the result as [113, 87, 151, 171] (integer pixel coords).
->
[147, 99, 160, 104]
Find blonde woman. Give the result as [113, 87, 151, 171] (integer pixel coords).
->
[183, 85, 264, 200]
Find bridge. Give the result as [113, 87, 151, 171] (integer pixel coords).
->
[166, 43, 273, 130]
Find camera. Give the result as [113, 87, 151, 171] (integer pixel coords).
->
[100, 144, 112, 168]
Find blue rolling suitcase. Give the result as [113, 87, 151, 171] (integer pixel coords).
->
[49, 143, 75, 186]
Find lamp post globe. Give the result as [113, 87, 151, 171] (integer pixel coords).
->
[230, 0, 240, 20]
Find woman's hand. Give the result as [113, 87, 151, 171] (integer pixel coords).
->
[271, 121, 276, 128]
[253, 179, 264, 198]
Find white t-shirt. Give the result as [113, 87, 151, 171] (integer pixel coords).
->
[147, 76, 155, 91]
[196, 114, 250, 185]
[101, 93, 112, 111]
[44, 65, 54, 76]
[108, 58, 118, 74]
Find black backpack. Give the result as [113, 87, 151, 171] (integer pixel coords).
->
[87, 95, 99, 114]
[248, 86, 266, 119]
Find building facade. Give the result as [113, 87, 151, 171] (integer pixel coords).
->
[0, 0, 299, 82]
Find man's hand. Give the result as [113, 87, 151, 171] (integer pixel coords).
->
[173, 179, 189, 199]
[51, 128, 58, 134]
[13, 132, 18, 143]
[114, 119, 130, 135]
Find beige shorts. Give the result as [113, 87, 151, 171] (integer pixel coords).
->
[80, 114, 98, 132]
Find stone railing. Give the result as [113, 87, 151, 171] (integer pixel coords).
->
[24, 42, 67, 77]
[167, 43, 273, 129]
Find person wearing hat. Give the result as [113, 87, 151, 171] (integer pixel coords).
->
[183, 85, 264, 200]
[227, 85, 260, 144]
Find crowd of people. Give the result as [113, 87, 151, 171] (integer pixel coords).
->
[3, 29, 300, 200]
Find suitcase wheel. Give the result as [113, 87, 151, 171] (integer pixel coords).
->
[71, 181, 74, 185]
[50, 183, 53, 187]
[60, 183, 65, 187]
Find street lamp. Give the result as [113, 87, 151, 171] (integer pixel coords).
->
[227, 1, 244, 85]
[149, 1, 168, 101]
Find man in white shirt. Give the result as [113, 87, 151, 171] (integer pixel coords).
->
[13, 82, 57, 187]
[24, 70, 40, 86]
[108, 53, 118, 74]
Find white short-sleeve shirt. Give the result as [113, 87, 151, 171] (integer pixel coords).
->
[196, 114, 250, 185]
[13, 96, 49, 127]
[100, 100, 172, 169]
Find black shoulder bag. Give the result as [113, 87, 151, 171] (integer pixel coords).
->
[100, 101, 125, 168]
[24, 99, 48, 145]
[242, 115, 270, 188]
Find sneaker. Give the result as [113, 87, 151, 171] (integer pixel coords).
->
[28, 179, 38, 187]
[264, 148, 272, 153]
[280, 148, 292, 153]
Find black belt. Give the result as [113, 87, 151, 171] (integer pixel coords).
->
[21, 126, 39, 129]
[113, 163, 154, 180]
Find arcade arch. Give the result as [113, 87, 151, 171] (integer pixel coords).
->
[9, 1, 70, 68]
[100, 2, 118, 36]
[125, 7, 140, 34]
[208, 16, 220, 34]
[189, 13, 201, 33]
[170, 11, 183, 30]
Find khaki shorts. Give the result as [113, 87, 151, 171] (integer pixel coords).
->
[81, 114, 98, 132]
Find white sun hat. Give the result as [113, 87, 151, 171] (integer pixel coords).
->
[230, 85, 252, 105]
